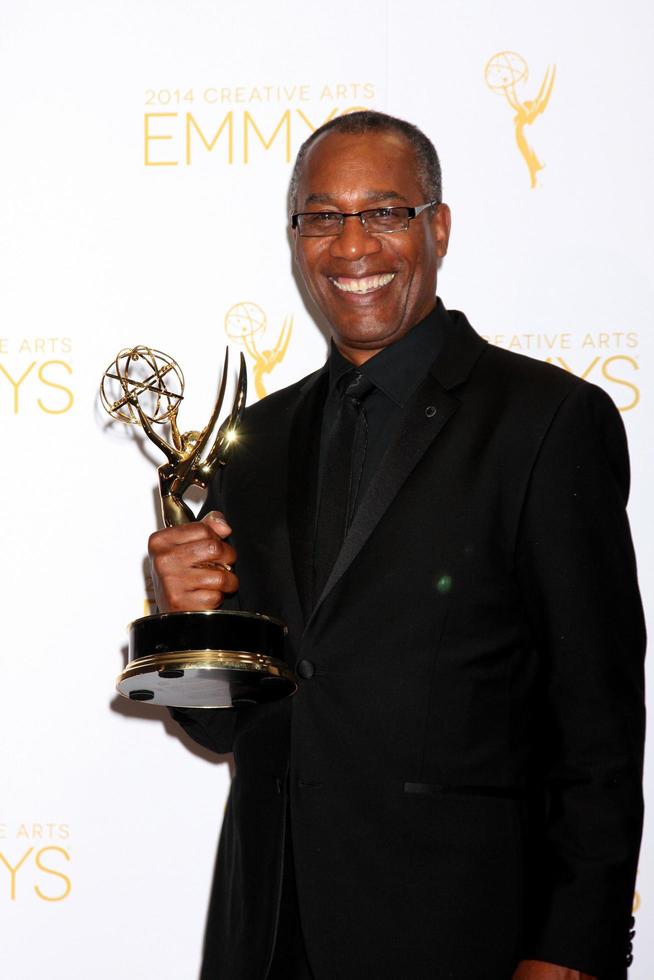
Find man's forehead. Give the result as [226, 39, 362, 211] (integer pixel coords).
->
[297, 129, 421, 201]
[303, 128, 414, 167]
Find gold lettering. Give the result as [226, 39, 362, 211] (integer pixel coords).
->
[0, 848, 33, 900]
[0, 361, 36, 413]
[243, 110, 291, 163]
[37, 361, 74, 415]
[601, 355, 640, 412]
[186, 111, 233, 164]
[550, 356, 601, 380]
[34, 847, 71, 902]
[144, 113, 178, 166]
[296, 107, 338, 134]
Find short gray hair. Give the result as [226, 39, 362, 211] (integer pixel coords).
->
[288, 110, 442, 215]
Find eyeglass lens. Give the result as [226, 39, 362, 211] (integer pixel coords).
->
[297, 207, 412, 237]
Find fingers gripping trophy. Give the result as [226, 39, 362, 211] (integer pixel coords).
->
[100, 345, 296, 708]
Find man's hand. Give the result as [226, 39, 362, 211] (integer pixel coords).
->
[148, 510, 239, 613]
[512, 961, 597, 980]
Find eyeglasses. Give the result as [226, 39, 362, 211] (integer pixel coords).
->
[291, 201, 439, 238]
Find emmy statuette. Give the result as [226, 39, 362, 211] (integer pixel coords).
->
[100, 345, 296, 709]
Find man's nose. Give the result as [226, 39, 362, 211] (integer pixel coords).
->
[329, 215, 382, 261]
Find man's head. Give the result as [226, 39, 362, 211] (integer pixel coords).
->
[290, 111, 451, 364]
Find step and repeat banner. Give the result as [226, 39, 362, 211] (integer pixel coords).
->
[1, 1, 652, 977]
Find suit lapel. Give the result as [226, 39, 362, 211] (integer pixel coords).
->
[308, 306, 487, 622]
[286, 366, 329, 623]
[309, 375, 458, 617]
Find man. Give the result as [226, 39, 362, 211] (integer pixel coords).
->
[148, 111, 645, 979]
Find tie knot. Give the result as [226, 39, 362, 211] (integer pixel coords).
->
[341, 370, 374, 403]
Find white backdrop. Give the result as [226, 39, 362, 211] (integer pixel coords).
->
[1, 1, 652, 977]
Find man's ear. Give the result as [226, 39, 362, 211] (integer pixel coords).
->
[432, 203, 451, 259]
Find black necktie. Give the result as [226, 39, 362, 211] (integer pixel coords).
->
[312, 370, 374, 604]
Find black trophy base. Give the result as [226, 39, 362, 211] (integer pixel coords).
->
[118, 609, 295, 708]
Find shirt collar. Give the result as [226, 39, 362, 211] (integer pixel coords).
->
[327, 299, 446, 407]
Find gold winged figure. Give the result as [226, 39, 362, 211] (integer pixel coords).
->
[486, 52, 556, 188]
[243, 315, 293, 400]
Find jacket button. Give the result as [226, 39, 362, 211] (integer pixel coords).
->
[297, 659, 315, 679]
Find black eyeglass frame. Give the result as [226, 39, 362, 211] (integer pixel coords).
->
[291, 201, 439, 237]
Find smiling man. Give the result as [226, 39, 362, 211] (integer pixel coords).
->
[290, 125, 449, 361]
[150, 111, 645, 980]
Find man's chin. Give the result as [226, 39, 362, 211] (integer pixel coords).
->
[329, 311, 409, 345]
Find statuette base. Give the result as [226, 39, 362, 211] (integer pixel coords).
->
[118, 609, 295, 708]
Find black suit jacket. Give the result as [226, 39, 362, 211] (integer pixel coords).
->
[173, 302, 645, 980]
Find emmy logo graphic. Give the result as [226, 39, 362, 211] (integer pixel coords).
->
[485, 51, 556, 188]
[224, 302, 292, 400]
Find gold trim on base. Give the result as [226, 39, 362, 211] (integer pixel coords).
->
[118, 648, 294, 684]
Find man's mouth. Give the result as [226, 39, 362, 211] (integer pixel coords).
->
[329, 273, 396, 295]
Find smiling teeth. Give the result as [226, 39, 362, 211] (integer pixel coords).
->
[332, 273, 396, 294]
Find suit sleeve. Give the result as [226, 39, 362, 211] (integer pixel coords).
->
[515, 381, 645, 977]
[169, 470, 238, 755]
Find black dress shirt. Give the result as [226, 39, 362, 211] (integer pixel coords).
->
[319, 299, 447, 510]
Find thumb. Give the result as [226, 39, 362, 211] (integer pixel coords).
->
[202, 510, 232, 538]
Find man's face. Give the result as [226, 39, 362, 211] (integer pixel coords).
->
[293, 129, 451, 364]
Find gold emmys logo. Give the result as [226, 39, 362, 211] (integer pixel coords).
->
[0, 822, 71, 902]
[0, 338, 74, 414]
[224, 302, 292, 400]
[143, 83, 377, 166]
[485, 52, 556, 188]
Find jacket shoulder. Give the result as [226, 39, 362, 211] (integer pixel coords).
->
[478, 342, 623, 422]
[481, 342, 581, 396]
[241, 366, 325, 426]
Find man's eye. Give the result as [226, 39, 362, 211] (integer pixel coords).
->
[307, 212, 339, 223]
[371, 208, 395, 220]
